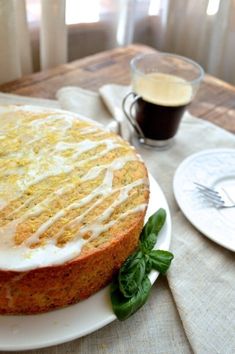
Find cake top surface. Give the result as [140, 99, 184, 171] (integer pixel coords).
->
[0, 106, 148, 271]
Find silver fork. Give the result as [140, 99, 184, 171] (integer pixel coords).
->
[194, 182, 235, 208]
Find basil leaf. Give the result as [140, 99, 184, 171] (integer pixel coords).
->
[144, 254, 152, 275]
[119, 250, 146, 298]
[140, 232, 156, 253]
[110, 208, 174, 321]
[144, 208, 166, 237]
[111, 276, 151, 321]
[149, 250, 174, 274]
[140, 209, 166, 252]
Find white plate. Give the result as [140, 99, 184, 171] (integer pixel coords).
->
[0, 174, 171, 352]
[173, 149, 235, 251]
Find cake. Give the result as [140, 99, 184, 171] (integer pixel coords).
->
[0, 105, 149, 314]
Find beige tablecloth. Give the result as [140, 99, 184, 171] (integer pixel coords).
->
[0, 88, 235, 354]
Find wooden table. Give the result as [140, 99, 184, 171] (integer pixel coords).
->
[0, 44, 235, 134]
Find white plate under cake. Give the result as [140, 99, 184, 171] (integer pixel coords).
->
[0, 105, 149, 314]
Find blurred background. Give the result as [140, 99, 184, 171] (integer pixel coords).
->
[0, 0, 234, 85]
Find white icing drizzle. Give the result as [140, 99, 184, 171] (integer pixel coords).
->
[81, 155, 135, 181]
[0, 107, 148, 271]
[79, 204, 147, 241]
[29, 114, 74, 129]
[50, 178, 147, 244]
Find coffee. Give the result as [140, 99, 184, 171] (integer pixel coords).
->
[133, 73, 192, 140]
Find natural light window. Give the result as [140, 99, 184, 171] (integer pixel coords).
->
[206, 0, 220, 16]
[26, 0, 41, 23]
[148, 0, 161, 16]
[66, 0, 100, 24]
[26, 0, 100, 25]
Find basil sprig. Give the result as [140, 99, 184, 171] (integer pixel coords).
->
[140, 208, 166, 252]
[111, 276, 151, 321]
[110, 208, 174, 321]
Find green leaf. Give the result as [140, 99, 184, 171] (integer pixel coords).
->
[111, 276, 152, 321]
[144, 254, 152, 275]
[140, 209, 166, 252]
[110, 208, 174, 321]
[140, 232, 156, 253]
[118, 250, 146, 298]
[149, 250, 174, 274]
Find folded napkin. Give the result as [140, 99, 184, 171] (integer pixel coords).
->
[57, 85, 235, 354]
[57, 85, 133, 141]
[0, 92, 60, 108]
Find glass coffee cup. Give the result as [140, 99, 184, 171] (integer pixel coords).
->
[122, 53, 204, 148]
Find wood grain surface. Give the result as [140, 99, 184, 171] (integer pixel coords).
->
[0, 44, 235, 134]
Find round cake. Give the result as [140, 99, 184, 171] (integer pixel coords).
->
[0, 105, 149, 314]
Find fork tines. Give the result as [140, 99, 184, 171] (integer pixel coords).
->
[194, 182, 225, 208]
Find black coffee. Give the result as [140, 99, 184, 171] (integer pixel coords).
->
[136, 98, 189, 140]
[133, 73, 192, 140]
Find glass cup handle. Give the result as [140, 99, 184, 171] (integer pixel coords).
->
[122, 92, 145, 141]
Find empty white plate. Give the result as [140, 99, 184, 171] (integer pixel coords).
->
[173, 149, 235, 252]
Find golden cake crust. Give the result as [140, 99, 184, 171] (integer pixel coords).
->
[0, 217, 144, 314]
[0, 105, 149, 314]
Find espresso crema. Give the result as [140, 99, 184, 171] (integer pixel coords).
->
[133, 72, 193, 106]
[133, 73, 193, 140]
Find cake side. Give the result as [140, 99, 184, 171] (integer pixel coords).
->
[0, 213, 145, 314]
[0, 105, 149, 314]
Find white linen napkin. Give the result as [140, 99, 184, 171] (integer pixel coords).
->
[56, 85, 235, 354]
[0, 92, 60, 108]
[56, 86, 118, 134]
[57, 85, 133, 140]
[99, 84, 133, 141]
